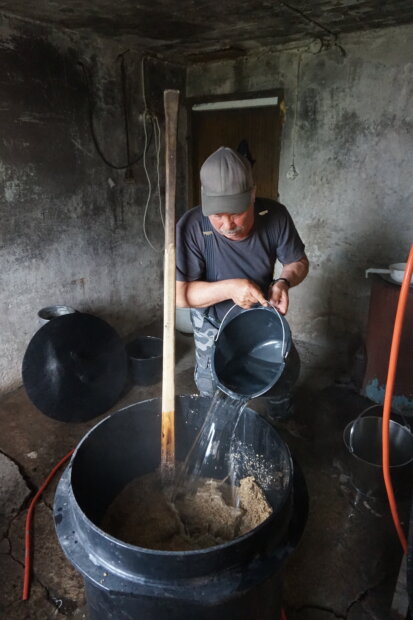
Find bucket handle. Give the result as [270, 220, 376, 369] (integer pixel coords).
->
[215, 304, 240, 341]
[348, 403, 410, 454]
[215, 303, 287, 358]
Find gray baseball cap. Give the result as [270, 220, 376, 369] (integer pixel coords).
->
[200, 147, 254, 216]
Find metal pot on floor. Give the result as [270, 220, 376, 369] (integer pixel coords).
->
[343, 404, 413, 499]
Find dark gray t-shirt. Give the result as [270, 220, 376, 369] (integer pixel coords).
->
[176, 198, 305, 321]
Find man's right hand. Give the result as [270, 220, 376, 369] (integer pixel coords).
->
[229, 279, 268, 309]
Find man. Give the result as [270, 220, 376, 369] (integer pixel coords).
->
[176, 147, 309, 413]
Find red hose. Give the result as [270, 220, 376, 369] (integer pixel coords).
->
[22, 449, 74, 600]
[382, 244, 413, 553]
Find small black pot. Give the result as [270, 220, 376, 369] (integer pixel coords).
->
[126, 336, 162, 386]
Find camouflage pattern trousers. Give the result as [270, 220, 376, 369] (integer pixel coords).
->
[190, 308, 219, 397]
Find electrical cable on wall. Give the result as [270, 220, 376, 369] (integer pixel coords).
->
[142, 111, 159, 251]
[281, 2, 346, 57]
[80, 53, 167, 252]
[119, 51, 134, 182]
[80, 53, 164, 251]
[154, 116, 165, 229]
[78, 60, 153, 170]
[286, 34, 346, 182]
[286, 53, 301, 181]
[141, 55, 165, 252]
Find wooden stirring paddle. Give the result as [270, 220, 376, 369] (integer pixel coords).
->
[161, 89, 179, 479]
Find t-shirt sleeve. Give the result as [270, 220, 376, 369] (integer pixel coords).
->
[176, 210, 206, 282]
[274, 204, 306, 264]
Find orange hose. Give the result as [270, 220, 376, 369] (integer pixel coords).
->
[382, 244, 413, 553]
[22, 449, 74, 600]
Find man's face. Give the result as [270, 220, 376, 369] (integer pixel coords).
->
[208, 200, 255, 241]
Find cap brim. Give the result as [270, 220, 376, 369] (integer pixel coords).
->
[201, 189, 251, 216]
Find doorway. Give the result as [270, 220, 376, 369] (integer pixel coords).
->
[188, 93, 283, 208]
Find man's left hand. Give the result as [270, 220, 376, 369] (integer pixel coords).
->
[269, 281, 289, 315]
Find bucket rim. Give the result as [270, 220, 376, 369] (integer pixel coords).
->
[343, 415, 413, 469]
[216, 305, 291, 353]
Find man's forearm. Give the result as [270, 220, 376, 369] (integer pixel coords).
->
[176, 280, 236, 308]
[279, 255, 309, 287]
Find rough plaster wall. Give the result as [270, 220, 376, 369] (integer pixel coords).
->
[187, 24, 413, 372]
[0, 14, 186, 393]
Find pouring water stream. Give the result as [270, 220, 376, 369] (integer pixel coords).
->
[172, 390, 248, 506]
[172, 304, 289, 507]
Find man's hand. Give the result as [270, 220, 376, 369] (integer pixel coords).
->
[269, 281, 289, 315]
[176, 278, 269, 310]
[268, 255, 310, 315]
[230, 279, 268, 309]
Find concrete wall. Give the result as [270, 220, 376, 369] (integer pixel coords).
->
[0, 14, 186, 393]
[187, 24, 413, 374]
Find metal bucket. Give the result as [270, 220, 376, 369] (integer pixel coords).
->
[212, 305, 292, 399]
[343, 404, 413, 499]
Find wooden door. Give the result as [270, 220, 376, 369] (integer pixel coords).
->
[189, 101, 282, 208]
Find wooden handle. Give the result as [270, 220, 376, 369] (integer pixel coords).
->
[161, 90, 179, 475]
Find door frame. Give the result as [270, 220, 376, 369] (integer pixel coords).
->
[185, 88, 284, 208]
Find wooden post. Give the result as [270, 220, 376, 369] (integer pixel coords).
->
[161, 89, 179, 477]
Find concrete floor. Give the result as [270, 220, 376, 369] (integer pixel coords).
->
[0, 329, 409, 619]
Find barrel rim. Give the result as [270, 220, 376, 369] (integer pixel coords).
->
[66, 395, 294, 557]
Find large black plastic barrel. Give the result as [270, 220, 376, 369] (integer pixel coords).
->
[54, 395, 307, 619]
